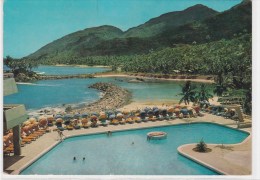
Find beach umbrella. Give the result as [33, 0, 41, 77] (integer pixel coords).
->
[38, 115, 47, 121]
[64, 120, 70, 126]
[152, 107, 158, 111]
[147, 110, 153, 115]
[91, 112, 99, 117]
[153, 108, 159, 115]
[23, 120, 31, 126]
[167, 107, 174, 113]
[180, 108, 189, 115]
[81, 118, 88, 123]
[28, 117, 37, 124]
[144, 107, 151, 113]
[116, 113, 123, 118]
[187, 107, 193, 111]
[174, 108, 180, 112]
[140, 111, 146, 116]
[106, 110, 114, 116]
[90, 115, 98, 121]
[64, 114, 73, 120]
[99, 114, 107, 120]
[109, 114, 116, 120]
[81, 113, 88, 118]
[174, 105, 181, 109]
[56, 118, 63, 123]
[74, 113, 81, 119]
[115, 110, 122, 115]
[55, 114, 63, 119]
[46, 115, 54, 121]
[122, 110, 129, 115]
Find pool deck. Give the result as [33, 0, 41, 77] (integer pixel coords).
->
[3, 113, 251, 176]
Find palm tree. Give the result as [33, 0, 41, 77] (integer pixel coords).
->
[179, 81, 197, 105]
[196, 84, 213, 102]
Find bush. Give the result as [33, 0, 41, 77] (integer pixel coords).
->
[196, 138, 207, 152]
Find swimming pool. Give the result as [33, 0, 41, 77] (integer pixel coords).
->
[20, 123, 249, 175]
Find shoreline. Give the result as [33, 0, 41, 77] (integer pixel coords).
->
[54, 64, 110, 68]
[94, 73, 215, 83]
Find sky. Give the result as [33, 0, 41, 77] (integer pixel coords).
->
[3, 0, 242, 58]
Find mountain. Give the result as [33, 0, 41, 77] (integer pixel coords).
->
[27, 1, 251, 60]
[123, 4, 218, 38]
[155, 0, 252, 45]
[29, 25, 123, 59]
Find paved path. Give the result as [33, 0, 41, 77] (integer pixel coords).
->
[3, 114, 251, 175]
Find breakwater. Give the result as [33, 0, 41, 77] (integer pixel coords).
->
[38, 74, 95, 80]
[74, 82, 132, 113]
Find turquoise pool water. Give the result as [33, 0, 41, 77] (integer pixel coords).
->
[20, 123, 249, 175]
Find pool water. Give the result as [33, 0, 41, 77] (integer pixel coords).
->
[20, 123, 249, 175]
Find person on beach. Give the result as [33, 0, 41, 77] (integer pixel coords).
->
[107, 131, 112, 136]
[57, 129, 65, 141]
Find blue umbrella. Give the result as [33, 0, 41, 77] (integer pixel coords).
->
[152, 107, 158, 111]
[64, 114, 73, 120]
[144, 107, 151, 113]
[109, 114, 116, 120]
[91, 112, 99, 117]
[55, 114, 63, 119]
[74, 113, 81, 119]
[161, 109, 167, 116]
[81, 113, 88, 118]
[147, 110, 153, 115]
[106, 110, 114, 116]
[180, 109, 189, 115]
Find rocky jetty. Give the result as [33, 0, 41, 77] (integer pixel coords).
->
[75, 82, 132, 113]
[38, 74, 95, 80]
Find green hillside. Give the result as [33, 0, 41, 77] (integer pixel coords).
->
[123, 4, 218, 38]
[26, 0, 251, 61]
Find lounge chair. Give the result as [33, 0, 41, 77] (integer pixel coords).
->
[110, 119, 119, 125]
[126, 117, 134, 124]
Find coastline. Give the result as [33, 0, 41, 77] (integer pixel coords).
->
[94, 73, 215, 83]
[54, 64, 110, 68]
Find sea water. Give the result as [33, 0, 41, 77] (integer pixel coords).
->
[4, 66, 212, 111]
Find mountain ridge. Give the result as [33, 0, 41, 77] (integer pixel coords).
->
[27, 1, 251, 60]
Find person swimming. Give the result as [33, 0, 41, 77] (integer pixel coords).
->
[132, 141, 134, 145]
[83, 157, 85, 161]
[73, 157, 76, 160]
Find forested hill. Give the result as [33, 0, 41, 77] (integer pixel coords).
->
[27, 0, 251, 61]
[122, 4, 218, 38]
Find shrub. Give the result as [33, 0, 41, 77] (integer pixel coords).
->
[196, 138, 207, 152]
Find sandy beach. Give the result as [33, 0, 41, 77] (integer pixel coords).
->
[94, 73, 215, 83]
[54, 64, 110, 68]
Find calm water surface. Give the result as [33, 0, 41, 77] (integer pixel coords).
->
[4, 66, 212, 111]
[20, 123, 249, 175]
